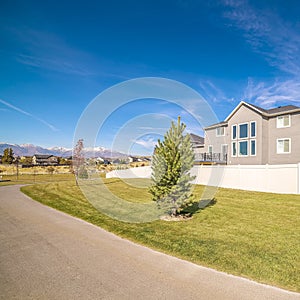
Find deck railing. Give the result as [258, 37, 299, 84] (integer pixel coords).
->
[194, 152, 227, 164]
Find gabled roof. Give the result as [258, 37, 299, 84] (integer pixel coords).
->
[203, 101, 300, 131]
[225, 101, 300, 122]
[203, 121, 228, 130]
[266, 105, 299, 114]
[190, 133, 204, 145]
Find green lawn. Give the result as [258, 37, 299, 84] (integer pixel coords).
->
[0, 173, 74, 186]
[19, 176, 300, 292]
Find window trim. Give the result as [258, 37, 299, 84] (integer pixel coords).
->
[238, 140, 248, 157]
[250, 139, 256, 156]
[250, 121, 256, 138]
[216, 126, 225, 137]
[276, 138, 291, 154]
[208, 145, 213, 154]
[239, 122, 249, 139]
[232, 124, 237, 140]
[276, 115, 291, 128]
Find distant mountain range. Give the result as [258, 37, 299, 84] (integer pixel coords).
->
[0, 143, 127, 158]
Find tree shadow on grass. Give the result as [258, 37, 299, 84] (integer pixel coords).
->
[181, 198, 217, 216]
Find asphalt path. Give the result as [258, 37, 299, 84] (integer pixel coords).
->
[0, 185, 299, 300]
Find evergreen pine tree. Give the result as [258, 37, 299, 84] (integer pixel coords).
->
[149, 117, 195, 216]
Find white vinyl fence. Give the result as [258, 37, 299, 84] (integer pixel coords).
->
[107, 164, 300, 195]
[191, 164, 300, 194]
[106, 166, 152, 179]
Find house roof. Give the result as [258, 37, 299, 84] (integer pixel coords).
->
[266, 105, 299, 114]
[203, 101, 300, 130]
[190, 133, 204, 145]
[203, 121, 228, 130]
[243, 102, 300, 115]
[225, 101, 300, 122]
[33, 154, 54, 159]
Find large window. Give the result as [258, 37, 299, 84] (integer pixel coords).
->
[239, 123, 248, 139]
[250, 121, 256, 137]
[277, 138, 291, 154]
[232, 142, 237, 157]
[250, 140, 256, 156]
[277, 115, 290, 128]
[216, 127, 225, 136]
[232, 125, 237, 139]
[239, 141, 248, 156]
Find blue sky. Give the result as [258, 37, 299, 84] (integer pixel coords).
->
[1, 0, 300, 155]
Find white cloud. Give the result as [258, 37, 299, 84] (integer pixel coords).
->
[199, 80, 234, 104]
[221, 0, 300, 76]
[219, 1, 300, 108]
[0, 98, 59, 131]
[133, 137, 158, 149]
[6, 27, 95, 76]
[243, 78, 300, 107]
[138, 126, 168, 130]
[16, 53, 93, 76]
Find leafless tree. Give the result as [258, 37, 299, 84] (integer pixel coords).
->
[73, 139, 84, 185]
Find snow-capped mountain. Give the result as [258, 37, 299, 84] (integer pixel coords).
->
[0, 143, 126, 158]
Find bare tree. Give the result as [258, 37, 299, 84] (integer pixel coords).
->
[73, 139, 84, 185]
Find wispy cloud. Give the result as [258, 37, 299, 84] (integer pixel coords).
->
[221, 0, 300, 76]
[0, 98, 59, 131]
[133, 136, 158, 149]
[199, 80, 234, 103]
[16, 53, 93, 76]
[138, 126, 168, 130]
[243, 78, 300, 107]
[7, 27, 95, 76]
[6, 27, 132, 79]
[219, 1, 300, 108]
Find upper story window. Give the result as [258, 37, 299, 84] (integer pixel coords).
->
[232, 125, 237, 139]
[239, 123, 248, 139]
[277, 138, 291, 154]
[231, 121, 257, 158]
[216, 127, 225, 136]
[250, 121, 256, 137]
[277, 115, 290, 128]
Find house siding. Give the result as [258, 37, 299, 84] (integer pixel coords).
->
[203, 102, 300, 165]
[268, 112, 300, 164]
[203, 126, 227, 154]
[261, 117, 269, 164]
[227, 105, 263, 165]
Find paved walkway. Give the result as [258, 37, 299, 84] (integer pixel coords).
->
[0, 185, 299, 299]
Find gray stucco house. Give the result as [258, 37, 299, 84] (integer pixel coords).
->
[202, 101, 300, 165]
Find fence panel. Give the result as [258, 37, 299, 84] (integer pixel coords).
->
[106, 164, 300, 194]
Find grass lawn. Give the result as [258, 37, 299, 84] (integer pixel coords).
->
[0, 173, 74, 186]
[19, 176, 300, 292]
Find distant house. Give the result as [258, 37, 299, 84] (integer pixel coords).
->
[203, 101, 300, 165]
[128, 156, 139, 163]
[32, 154, 58, 166]
[190, 133, 205, 154]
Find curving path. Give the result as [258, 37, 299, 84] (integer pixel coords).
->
[0, 185, 299, 300]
